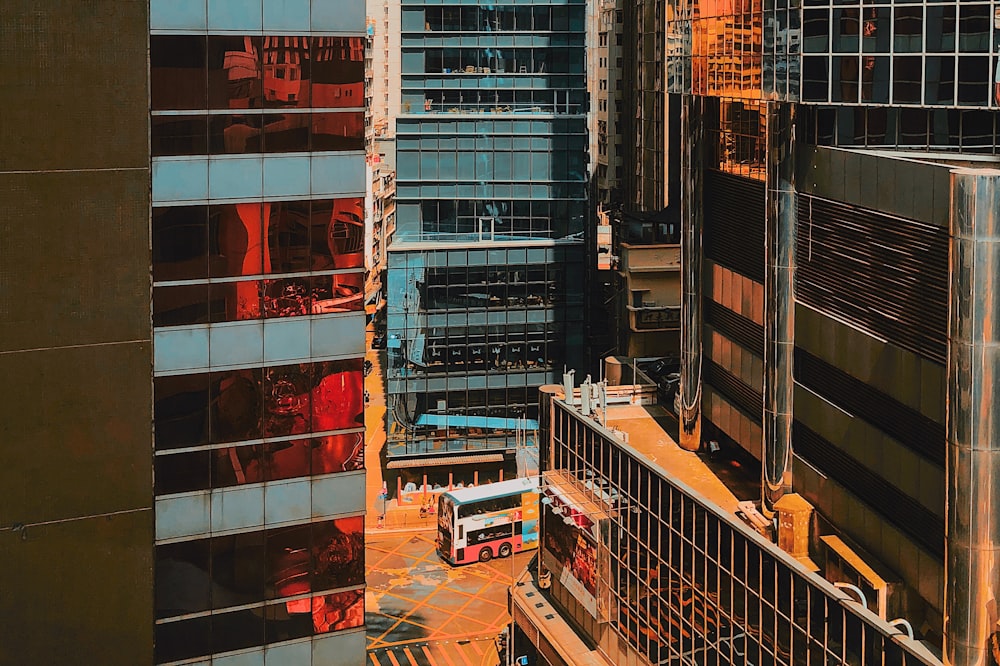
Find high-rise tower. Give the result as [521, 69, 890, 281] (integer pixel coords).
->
[383, 0, 589, 482]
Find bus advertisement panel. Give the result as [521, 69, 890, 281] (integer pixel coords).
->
[437, 477, 539, 565]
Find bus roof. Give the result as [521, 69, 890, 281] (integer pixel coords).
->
[443, 476, 539, 505]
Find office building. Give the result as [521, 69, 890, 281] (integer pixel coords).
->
[2, 2, 368, 665]
[667, 0, 1000, 662]
[510, 376, 939, 665]
[383, 0, 589, 481]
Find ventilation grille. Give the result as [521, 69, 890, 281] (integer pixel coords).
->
[704, 298, 764, 357]
[704, 170, 766, 284]
[796, 195, 948, 365]
[703, 358, 763, 425]
[794, 348, 945, 468]
[794, 421, 944, 558]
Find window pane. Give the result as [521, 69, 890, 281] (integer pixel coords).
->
[212, 531, 266, 609]
[312, 516, 365, 591]
[153, 205, 209, 282]
[312, 111, 365, 151]
[153, 283, 209, 327]
[212, 444, 265, 488]
[312, 590, 365, 633]
[310, 198, 365, 270]
[312, 432, 365, 474]
[209, 203, 266, 278]
[155, 538, 211, 619]
[312, 359, 364, 432]
[210, 368, 263, 444]
[155, 449, 210, 495]
[312, 37, 364, 107]
[264, 363, 312, 437]
[263, 35, 312, 108]
[263, 112, 311, 153]
[208, 36, 263, 109]
[151, 35, 207, 110]
[209, 113, 263, 154]
[151, 115, 208, 156]
[154, 373, 210, 449]
[266, 524, 312, 600]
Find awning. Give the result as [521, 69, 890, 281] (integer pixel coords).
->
[414, 414, 539, 430]
[386, 453, 506, 469]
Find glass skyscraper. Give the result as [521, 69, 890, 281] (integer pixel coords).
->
[148, 2, 367, 663]
[384, 1, 589, 474]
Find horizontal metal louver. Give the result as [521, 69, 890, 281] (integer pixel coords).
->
[794, 348, 945, 468]
[793, 420, 944, 559]
[704, 298, 764, 357]
[703, 358, 763, 425]
[704, 170, 766, 284]
[796, 195, 948, 365]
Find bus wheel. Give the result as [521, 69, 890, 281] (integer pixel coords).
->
[478, 547, 493, 563]
[498, 543, 512, 558]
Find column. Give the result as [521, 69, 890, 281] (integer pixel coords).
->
[944, 168, 1000, 666]
[762, 102, 797, 514]
[679, 94, 704, 452]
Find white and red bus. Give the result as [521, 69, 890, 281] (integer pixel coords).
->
[436, 476, 540, 565]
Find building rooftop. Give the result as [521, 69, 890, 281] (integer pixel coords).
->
[603, 401, 745, 514]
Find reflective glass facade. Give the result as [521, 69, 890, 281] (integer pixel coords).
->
[386, 0, 588, 462]
[530, 397, 937, 666]
[149, 4, 367, 663]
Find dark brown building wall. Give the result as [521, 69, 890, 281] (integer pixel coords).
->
[0, 1, 152, 664]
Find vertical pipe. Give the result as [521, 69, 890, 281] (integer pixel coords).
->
[762, 102, 797, 515]
[944, 168, 1000, 666]
[679, 93, 704, 451]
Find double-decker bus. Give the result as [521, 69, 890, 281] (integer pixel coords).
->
[437, 476, 540, 565]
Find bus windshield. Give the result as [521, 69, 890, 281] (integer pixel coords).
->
[435, 477, 539, 566]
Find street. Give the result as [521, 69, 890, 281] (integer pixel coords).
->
[365, 530, 533, 666]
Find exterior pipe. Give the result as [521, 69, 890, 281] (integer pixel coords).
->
[762, 101, 796, 515]
[944, 168, 1000, 666]
[679, 93, 704, 452]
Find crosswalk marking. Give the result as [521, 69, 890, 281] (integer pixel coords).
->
[421, 644, 441, 666]
[368, 639, 497, 666]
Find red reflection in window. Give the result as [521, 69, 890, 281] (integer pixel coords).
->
[263, 36, 312, 108]
[264, 364, 312, 437]
[311, 111, 364, 151]
[312, 432, 364, 475]
[312, 590, 364, 633]
[313, 516, 364, 591]
[209, 114, 263, 153]
[310, 274, 363, 314]
[213, 445, 264, 487]
[209, 280, 262, 322]
[311, 37, 364, 108]
[208, 36, 263, 109]
[263, 278, 312, 318]
[310, 198, 364, 270]
[267, 201, 312, 272]
[210, 203, 267, 278]
[262, 439, 312, 481]
[263, 112, 311, 152]
[266, 524, 311, 600]
[311, 362, 363, 431]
